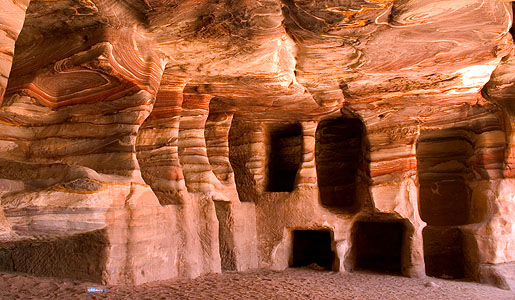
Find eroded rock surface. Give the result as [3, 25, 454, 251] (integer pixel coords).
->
[0, 0, 514, 290]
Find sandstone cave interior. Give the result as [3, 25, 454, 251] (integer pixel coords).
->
[0, 0, 515, 297]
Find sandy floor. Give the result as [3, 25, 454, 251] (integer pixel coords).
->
[0, 269, 514, 300]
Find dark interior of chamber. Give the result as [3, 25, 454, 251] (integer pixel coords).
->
[291, 230, 334, 270]
[315, 118, 364, 212]
[423, 226, 465, 279]
[353, 221, 404, 274]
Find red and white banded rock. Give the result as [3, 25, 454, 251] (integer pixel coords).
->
[0, 0, 29, 102]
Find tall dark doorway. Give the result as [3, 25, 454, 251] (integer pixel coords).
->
[315, 117, 364, 212]
[291, 230, 335, 270]
[423, 226, 465, 279]
[267, 123, 303, 192]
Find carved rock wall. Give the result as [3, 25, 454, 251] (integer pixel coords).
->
[0, 0, 514, 290]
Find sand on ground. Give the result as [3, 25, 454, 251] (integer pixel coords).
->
[0, 268, 514, 300]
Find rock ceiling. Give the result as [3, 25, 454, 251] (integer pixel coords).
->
[2, 0, 513, 120]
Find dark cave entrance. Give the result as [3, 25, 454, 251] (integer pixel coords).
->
[267, 123, 303, 192]
[315, 117, 364, 212]
[423, 226, 465, 279]
[353, 221, 404, 274]
[291, 230, 335, 270]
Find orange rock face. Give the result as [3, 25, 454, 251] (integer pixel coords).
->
[0, 0, 514, 291]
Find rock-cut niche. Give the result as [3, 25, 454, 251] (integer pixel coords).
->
[214, 201, 237, 271]
[290, 230, 335, 270]
[228, 120, 261, 202]
[352, 221, 405, 274]
[416, 129, 474, 226]
[315, 117, 364, 212]
[423, 226, 465, 279]
[417, 128, 474, 279]
[266, 123, 303, 192]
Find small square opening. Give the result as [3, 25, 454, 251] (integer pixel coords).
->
[291, 230, 334, 270]
[353, 221, 404, 274]
[423, 226, 465, 279]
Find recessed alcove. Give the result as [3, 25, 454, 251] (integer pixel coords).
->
[291, 230, 335, 270]
[266, 123, 303, 192]
[0, 229, 108, 283]
[353, 221, 404, 274]
[423, 226, 465, 279]
[228, 119, 262, 202]
[419, 178, 472, 225]
[214, 201, 236, 271]
[417, 130, 474, 226]
[315, 117, 364, 212]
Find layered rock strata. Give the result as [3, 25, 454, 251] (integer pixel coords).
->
[0, 0, 514, 291]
